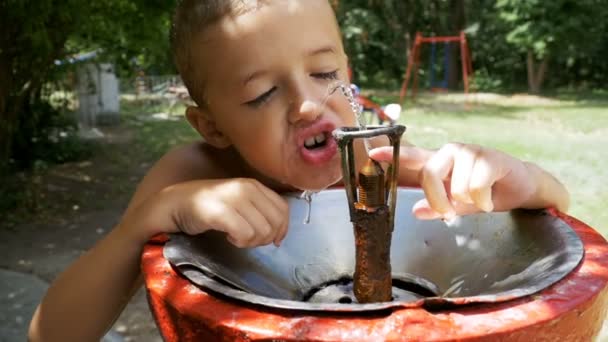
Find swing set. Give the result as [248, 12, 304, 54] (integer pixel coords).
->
[399, 31, 473, 103]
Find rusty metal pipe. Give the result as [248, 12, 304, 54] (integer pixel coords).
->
[333, 125, 406, 303]
[353, 158, 392, 302]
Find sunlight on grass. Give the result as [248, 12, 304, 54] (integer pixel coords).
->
[395, 93, 608, 236]
[120, 96, 198, 159]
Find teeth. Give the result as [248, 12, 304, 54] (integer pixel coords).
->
[304, 137, 316, 148]
[304, 133, 327, 148]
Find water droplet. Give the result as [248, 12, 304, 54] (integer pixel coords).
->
[301, 190, 314, 224]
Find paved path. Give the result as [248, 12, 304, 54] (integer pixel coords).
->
[0, 206, 161, 342]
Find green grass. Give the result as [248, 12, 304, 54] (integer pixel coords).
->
[120, 96, 198, 159]
[382, 92, 608, 235]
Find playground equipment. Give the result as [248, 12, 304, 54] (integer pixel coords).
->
[399, 31, 473, 103]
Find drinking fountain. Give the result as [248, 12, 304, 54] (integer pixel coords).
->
[142, 124, 608, 341]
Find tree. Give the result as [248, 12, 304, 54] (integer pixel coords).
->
[448, 0, 466, 89]
[496, 0, 602, 93]
[0, 0, 175, 175]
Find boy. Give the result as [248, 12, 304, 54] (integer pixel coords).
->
[28, 0, 569, 340]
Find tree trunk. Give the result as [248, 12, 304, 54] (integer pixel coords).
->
[0, 54, 14, 176]
[448, 0, 466, 89]
[0, 4, 70, 174]
[527, 51, 549, 94]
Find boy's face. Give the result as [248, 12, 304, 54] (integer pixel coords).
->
[187, 0, 357, 191]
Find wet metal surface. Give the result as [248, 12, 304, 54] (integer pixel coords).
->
[165, 188, 584, 312]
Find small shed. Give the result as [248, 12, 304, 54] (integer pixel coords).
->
[62, 51, 120, 129]
[77, 62, 120, 127]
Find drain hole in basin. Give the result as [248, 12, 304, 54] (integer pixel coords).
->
[338, 296, 353, 304]
[303, 277, 437, 304]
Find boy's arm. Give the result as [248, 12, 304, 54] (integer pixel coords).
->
[370, 143, 569, 219]
[520, 161, 570, 212]
[28, 143, 219, 341]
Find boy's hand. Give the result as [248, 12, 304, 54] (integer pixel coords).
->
[370, 143, 541, 220]
[127, 178, 289, 247]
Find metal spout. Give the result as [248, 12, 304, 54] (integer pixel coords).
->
[333, 125, 406, 304]
[358, 158, 386, 209]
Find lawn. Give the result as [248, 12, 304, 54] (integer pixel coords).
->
[390, 92, 608, 236]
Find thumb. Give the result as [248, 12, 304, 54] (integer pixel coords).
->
[369, 145, 433, 171]
[368, 146, 394, 162]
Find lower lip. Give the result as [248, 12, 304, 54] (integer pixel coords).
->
[299, 138, 339, 165]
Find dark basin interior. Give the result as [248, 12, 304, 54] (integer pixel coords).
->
[165, 188, 583, 312]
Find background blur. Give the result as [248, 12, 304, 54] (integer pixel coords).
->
[1, 1, 607, 341]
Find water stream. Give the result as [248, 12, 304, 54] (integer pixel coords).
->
[300, 81, 369, 224]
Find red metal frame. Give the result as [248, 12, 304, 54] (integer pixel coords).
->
[399, 31, 473, 103]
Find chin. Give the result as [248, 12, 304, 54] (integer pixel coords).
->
[289, 170, 342, 193]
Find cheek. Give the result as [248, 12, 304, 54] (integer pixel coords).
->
[232, 118, 287, 157]
[220, 111, 279, 142]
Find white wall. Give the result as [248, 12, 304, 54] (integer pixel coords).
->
[76, 63, 120, 128]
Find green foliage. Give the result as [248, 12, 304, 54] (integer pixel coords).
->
[496, 0, 600, 59]
[336, 0, 608, 91]
[336, 0, 414, 88]
[10, 101, 96, 170]
[470, 69, 504, 92]
[0, 0, 176, 175]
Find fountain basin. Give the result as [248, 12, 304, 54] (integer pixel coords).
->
[142, 189, 608, 341]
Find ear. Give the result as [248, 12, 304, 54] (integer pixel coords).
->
[185, 106, 232, 148]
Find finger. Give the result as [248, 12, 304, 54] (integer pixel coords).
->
[236, 202, 275, 246]
[214, 208, 257, 248]
[412, 199, 442, 220]
[469, 157, 500, 212]
[272, 204, 290, 247]
[369, 146, 433, 171]
[450, 145, 479, 205]
[252, 180, 290, 215]
[413, 198, 482, 220]
[250, 180, 290, 244]
[420, 144, 459, 218]
[274, 218, 289, 247]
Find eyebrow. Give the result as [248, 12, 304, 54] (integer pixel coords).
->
[243, 70, 269, 86]
[243, 46, 337, 86]
[307, 46, 336, 57]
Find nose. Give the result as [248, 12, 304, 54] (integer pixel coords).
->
[294, 100, 321, 122]
[288, 81, 323, 124]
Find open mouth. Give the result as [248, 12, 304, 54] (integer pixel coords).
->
[304, 132, 329, 150]
[299, 130, 338, 165]
[296, 119, 339, 165]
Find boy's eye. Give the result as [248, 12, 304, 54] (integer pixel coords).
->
[312, 70, 339, 80]
[245, 87, 276, 108]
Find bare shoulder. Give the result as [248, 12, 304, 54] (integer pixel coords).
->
[156, 141, 236, 177]
[125, 141, 242, 211]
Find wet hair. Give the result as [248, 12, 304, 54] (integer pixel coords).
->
[171, 0, 264, 106]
